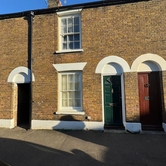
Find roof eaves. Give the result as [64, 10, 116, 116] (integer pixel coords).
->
[0, 0, 149, 20]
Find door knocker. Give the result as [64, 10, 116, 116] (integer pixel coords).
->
[144, 84, 150, 88]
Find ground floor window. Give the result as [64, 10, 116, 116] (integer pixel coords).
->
[60, 72, 82, 111]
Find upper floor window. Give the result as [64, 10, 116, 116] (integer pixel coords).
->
[61, 15, 81, 50]
[57, 9, 83, 53]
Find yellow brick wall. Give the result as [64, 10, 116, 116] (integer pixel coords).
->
[32, 14, 57, 120]
[124, 72, 140, 122]
[0, 17, 28, 119]
[0, 0, 166, 122]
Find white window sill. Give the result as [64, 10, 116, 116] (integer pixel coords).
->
[56, 111, 85, 115]
[55, 49, 84, 54]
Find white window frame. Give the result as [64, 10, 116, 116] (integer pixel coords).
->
[56, 9, 83, 53]
[53, 62, 87, 115]
[58, 72, 83, 114]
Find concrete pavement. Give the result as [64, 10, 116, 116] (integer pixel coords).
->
[0, 127, 165, 166]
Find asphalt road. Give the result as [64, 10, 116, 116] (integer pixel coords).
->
[0, 127, 165, 166]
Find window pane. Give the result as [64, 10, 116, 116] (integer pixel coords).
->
[74, 25, 79, 32]
[68, 35, 73, 41]
[74, 42, 80, 49]
[62, 92, 67, 99]
[68, 82, 74, 90]
[61, 19, 67, 26]
[62, 43, 67, 50]
[75, 74, 80, 82]
[74, 17, 79, 24]
[61, 26, 67, 33]
[68, 17, 73, 25]
[62, 99, 68, 107]
[69, 91, 74, 98]
[74, 34, 80, 41]
[69, 99, 74, 107]
[75, 99, 81, 107]
[62, 75, 67, 82]
[68, 74, 74, 89]
[75, 91, 80, 98]
[68, 42, 73, 49]
[75, 74, 80, 90]
[75, 82, 80, 90]
[68, 74, 73, 82]
[68, 26, 73, 33]
[62, 75, 67, 90]
[62, 35, 67, 42]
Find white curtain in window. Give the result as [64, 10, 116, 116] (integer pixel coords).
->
[61, 73, 81, 107]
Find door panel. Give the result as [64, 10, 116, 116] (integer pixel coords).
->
[104, 76, 122, 126]
[138, 72, 162, 127]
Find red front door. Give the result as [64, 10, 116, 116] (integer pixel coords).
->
[138, 72, 163, 129]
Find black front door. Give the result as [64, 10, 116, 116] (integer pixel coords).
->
[17, 83, 30, 128]
[104, 76, 123, 126]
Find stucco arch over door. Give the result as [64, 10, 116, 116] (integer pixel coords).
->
[131, 53, 166, 72]
[95, 56, 130, 129]
[7, 66, 35, 83]
[95, 56, 130, 74]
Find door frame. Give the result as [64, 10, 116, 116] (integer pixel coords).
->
[102, 74, 125, 126]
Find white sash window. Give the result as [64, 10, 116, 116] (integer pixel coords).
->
[60, 72, 82, 110]
[57, 9, 83, 53]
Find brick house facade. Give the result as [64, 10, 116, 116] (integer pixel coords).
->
[0, 0, 166, 132]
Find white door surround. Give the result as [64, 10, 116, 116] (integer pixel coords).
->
[95, 56, 130, 129]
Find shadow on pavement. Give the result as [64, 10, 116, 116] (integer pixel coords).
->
[0, 125, 166, 166]
[49, 115, 166, 165]
[59, 130, 166, 166]
[0, 137, 102, 166]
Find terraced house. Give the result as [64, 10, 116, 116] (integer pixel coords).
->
[0, 0, 166, 132]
